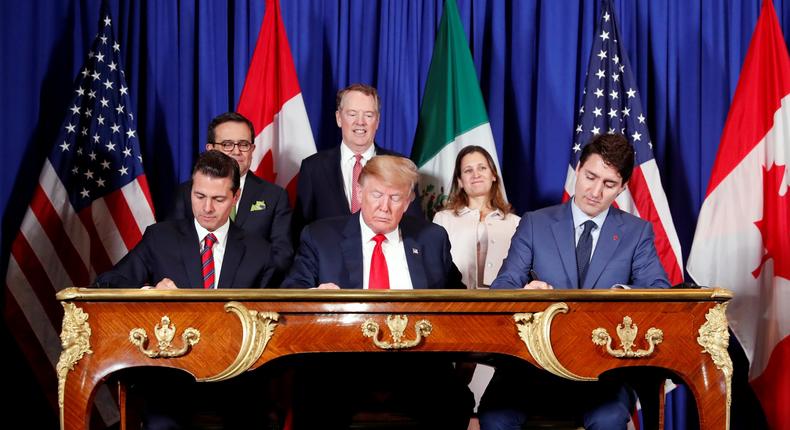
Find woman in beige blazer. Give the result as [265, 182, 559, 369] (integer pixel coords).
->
[433, 146, 520, 289]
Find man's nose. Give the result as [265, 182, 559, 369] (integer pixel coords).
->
[203, 199, 214, 213]
[591, 181, 604, 196]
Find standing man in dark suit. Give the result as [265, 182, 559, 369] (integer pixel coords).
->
[292, 83, 421, 240]
[480, 134, 670, 430]
[96, 150, 273, 290]
[283, 155, 472, 429]
[170, 112, 292, 286]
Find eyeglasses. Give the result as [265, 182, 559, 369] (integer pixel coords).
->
[210, 140, 253, 152]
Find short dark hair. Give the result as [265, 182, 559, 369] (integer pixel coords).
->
[336, 83, 380, 114]
[192, 150, 241, 193]
[445, 145, 511, 215]
[579, 134, 635, 184]
[207, 112, 255, 144]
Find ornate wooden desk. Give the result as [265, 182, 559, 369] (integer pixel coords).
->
[56, 288, 733, 430]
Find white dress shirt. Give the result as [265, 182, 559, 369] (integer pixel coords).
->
[340, 142, 376, 208]
[359, 216, 414, 290]
[194, 218, 231, 288]
[570, 197, 610, 261]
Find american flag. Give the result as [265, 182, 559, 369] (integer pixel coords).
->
[4, 9, 155, 422]
[563, 0, 683, 285]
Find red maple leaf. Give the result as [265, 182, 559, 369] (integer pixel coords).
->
[752, 163, 790, 280]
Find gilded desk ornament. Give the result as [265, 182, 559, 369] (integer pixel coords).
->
[361, 315, 433, 350]
[591, 316, 664, 358]
[57, 303, 93, 429]
[514, 302, 596, 381]
[697, 303, 732, 429]
[129, 315, 200, 359]
[200, 301, 279, 382]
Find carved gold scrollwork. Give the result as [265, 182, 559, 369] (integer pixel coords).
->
[514, 303, 596, 382]
[129, 316, 200, 358]
[200, 302, 279, 382]
[591, 316, 664, 358]
[361, 315, 432, 350]
[697, 303, 732, 429]
[57, 303, 93, 430]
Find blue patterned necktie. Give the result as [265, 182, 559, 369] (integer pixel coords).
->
[576, 220, 596, 288]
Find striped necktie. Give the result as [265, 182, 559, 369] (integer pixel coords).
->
[201, 233, 217, 289]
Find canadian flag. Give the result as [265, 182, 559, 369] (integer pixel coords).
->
[687, 1, 790, 429]
[237, 0, 316, 204]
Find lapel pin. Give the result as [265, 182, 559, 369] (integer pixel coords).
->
[412, 248, 419, 255]
[613, 234, 619, 241]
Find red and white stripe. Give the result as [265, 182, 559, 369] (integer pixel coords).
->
[688, 1, 790, 428]
[5, 159, 154, 422]
[563, 158, 684, 285]
[237, 0, 315, 205]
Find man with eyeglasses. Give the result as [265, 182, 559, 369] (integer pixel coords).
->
[169, 112, 293, 287]
[292, 83, 422, 241]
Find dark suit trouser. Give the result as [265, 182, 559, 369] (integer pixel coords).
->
[291, 353, 474, 430]
[478, 358, 635, 430]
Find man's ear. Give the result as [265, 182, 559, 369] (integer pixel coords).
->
[335, 110, 342, 127]
[205, 144, 213, 151]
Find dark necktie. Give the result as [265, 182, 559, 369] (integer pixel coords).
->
[201, 233, 217, 289]
[369, 234, 390, 289]
[576, 220, 595, 288]
[350, 154, 363, 213]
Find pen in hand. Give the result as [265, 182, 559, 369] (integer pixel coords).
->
[529, 269, 540, 282]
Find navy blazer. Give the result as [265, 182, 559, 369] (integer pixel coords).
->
[169, 172, 293, 284]
[282, 213, 464, 289]
[492, 202, 670, 290]
[95, 219, 274, 289]
[292, 145, 423, 241]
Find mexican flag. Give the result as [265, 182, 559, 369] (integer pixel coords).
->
[411, 0, 505, 219]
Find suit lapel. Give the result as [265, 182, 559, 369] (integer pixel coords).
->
[402, 223, 427, 289]
[234, 175, 258, 227]
[551, 204, 579, 289]
[325, 146, 350, 214]
[340, 214, 364, 289]
[583, 210, 623, 289]
[179, 220, 204, 289]
[218, 224, 245, 289]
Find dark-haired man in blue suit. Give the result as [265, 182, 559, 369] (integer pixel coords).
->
[283, 155, 472, 429]
[482, 134, 670, 430]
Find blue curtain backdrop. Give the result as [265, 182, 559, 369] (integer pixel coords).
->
[1, 0, 787, 427]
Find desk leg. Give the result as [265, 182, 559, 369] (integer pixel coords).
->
[117, 380, 127, 430]
[631, 374, 665, 430]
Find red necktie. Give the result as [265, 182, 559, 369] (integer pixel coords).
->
[201, 233, 217, 289]
[369, 234, 390, 289]
[350, 154, 363, 213]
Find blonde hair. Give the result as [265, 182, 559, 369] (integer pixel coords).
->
[359, 155, 418, 195]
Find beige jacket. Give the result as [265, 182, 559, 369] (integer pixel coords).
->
[433, 207, 520, 289]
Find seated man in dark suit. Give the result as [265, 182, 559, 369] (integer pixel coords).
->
[169, 112, 292, 287]
[292, 83, 421, 241]
[481, 134, 670, 430]
[283, 155, 473, 429]
[96, 149, 273, 289]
